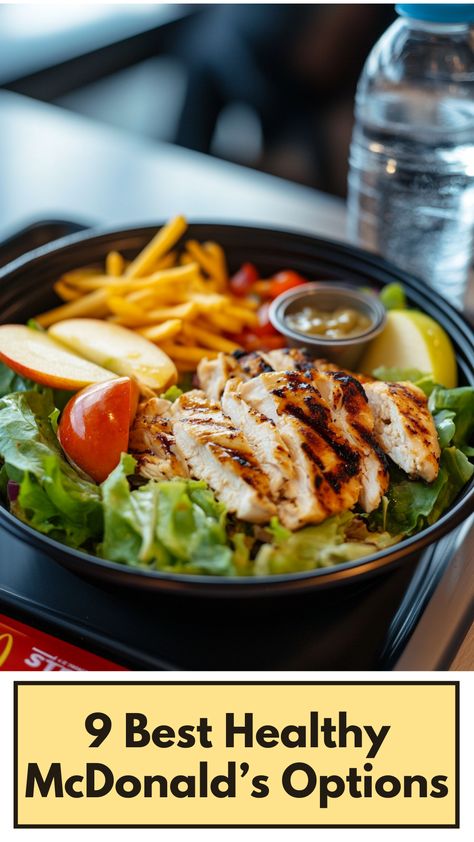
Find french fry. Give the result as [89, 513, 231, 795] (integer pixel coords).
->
[106, 251, 125, 277]
[61, 274, 120, 291]
[42, 220, 270, 372]
[109, 263, 200, 295]
[202, 310, 243, 333]
[154, 251, 177, 271]
[226, 304, 259, 328]
[181, 323, 241, 353]
[36, 288, 110, 327]
[230, 295, 259, 310]
[185, 240, 219, 279]
[107, 296, 147, 323]
[148, 302, 198, 322]
[138, 320, 183, 343]
[203, 242, 228, 289]
[187, 292, 229, 312]
[125, 216, 187, 279]
[160, 343, 218, 363]
[53, 281, 82, 302]
[110, 301, 199, 327]
[60, 267, 99, 284]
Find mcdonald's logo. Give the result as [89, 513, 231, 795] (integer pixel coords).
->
[0, 632, 13, 668]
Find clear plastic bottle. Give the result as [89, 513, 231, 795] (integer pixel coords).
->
[347, 4, 474, 307]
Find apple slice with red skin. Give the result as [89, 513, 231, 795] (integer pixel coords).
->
[0, 325, 117, 390]
[58, 377, 139, 483]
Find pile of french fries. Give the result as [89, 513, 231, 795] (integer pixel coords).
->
[36, 216, 260, 372]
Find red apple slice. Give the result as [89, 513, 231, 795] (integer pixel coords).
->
[58, 377, 139, 483]
[0, 325, 117, 390]
[49, 319, 177, 391]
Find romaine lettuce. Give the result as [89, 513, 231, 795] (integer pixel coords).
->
[99, 454, 233, 574]
[254, 512, 397, 576]
[0, 390, 102, 546]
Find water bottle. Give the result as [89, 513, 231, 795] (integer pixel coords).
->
[348, 4, 474, 307]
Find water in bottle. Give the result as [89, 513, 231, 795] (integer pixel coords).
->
[348, 4, 474, 307]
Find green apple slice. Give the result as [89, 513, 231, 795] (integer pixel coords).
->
[359, 309, 457, 388]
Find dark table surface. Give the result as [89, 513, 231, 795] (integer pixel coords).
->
[0, 90, 472, 670]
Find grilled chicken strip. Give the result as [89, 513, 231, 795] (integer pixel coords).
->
[170, 390, 276, 522]
[197, 348, 314, 402]
[312, 358, 375, 385]
[129, 397, 189, 481]
[221, 378, 295, 498]
[307, 370, 389, 512]
[238, 370, 361, 529]
[196, 353, 239, 403]
[364, 380, 440, 481]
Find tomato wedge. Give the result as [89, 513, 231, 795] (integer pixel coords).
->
[58, 377, 139, 483]
[229, 328, 286, 353]
[253, 302, 279, 337]
[229, 262, 259, 296]
[268, 270, 308, 299]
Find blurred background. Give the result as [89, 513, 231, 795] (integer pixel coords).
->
[0, 2, 395, 198]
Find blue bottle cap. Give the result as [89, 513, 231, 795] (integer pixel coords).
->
[396, 4, 474, 23]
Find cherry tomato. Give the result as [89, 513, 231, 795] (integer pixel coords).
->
[260, 334, 287, 351]
[229, 262, 259, 296]
[229, 328, 286, 353]
[58, 377, 139, 484]
[253, 302, 279, 338]
[268, 270, 308, 299]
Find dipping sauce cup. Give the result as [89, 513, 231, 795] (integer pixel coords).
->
[269, 282, 387, 369]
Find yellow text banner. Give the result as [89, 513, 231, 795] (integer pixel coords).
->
[15, 681, 458, 828]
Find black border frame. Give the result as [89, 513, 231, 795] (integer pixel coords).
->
[13, 681, 460, 829]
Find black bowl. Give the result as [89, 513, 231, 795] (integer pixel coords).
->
[0, 223, 473, 597]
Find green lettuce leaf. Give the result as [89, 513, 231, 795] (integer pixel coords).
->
[0, 390, 103, 546]
[99, 454, 233, 574]
[254, 512, 397, 576]
[161, 385, 183, 403]
[429, 386, 474, 449]
[370, 448, 473, 536]
[433, 409, 456, 448]
[380, 282, 407, 310]
[372, 366, 436, 397]
[0, 361, 35, 398]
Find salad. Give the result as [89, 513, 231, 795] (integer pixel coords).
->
[0, 218, 472, 577]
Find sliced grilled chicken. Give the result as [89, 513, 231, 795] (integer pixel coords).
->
[259, 347, 313, 372]
[232, 349, 275, 377]
[170, 390, 276, 522]
[238, 370, 361, 529]
[196, 353, 239, 403]
[307, 370, 389, 512]
[312, 358, 375, 385]
[129, 397, 188, 481]
[364, 380, 440, 481]
[197, 347, 313, 402]
[221, 378, 295, 497]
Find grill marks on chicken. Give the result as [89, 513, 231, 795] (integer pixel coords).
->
[129, 397, 189, 481]
[306, 370, 389, 512]
[238, 370, 361, 528]
[364, 380, 440, 481]
[133, 347, 441, 527]
[170, 390, 276, 523]
[221, 378, 294, 498]
[196, 347, 313, 402]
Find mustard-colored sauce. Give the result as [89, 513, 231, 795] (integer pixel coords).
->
[286, 306, 372, 339]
